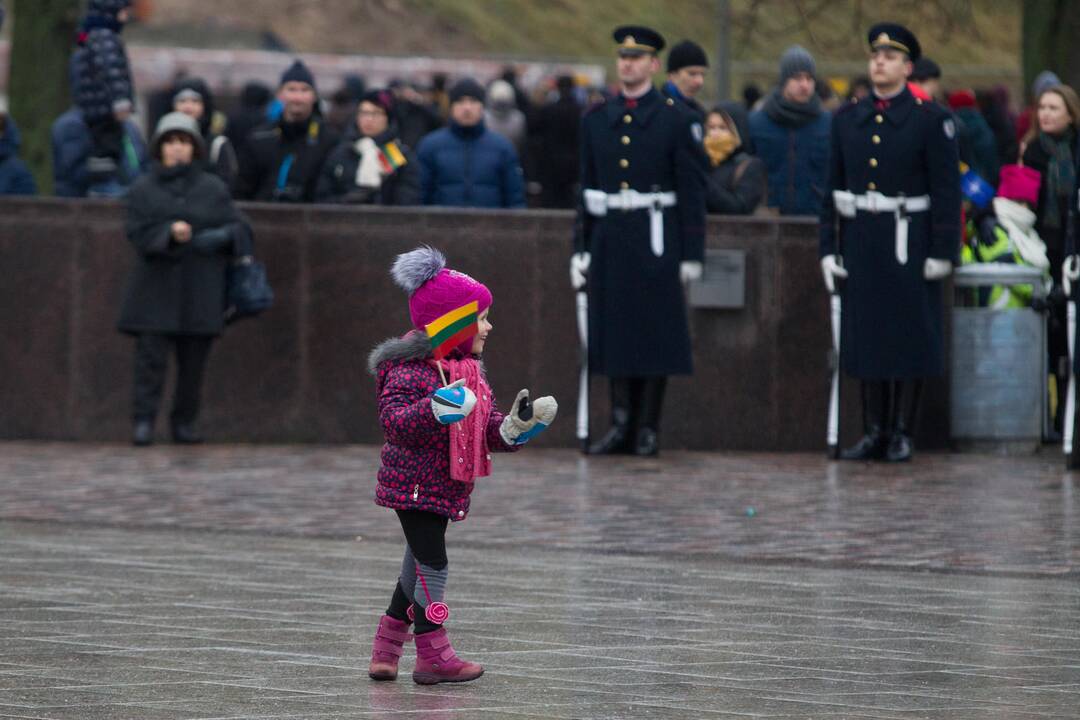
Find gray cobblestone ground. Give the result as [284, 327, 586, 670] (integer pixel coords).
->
[1, 442, 1078, 718]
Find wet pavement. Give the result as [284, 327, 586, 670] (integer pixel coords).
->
[1, 442, 1078, 718]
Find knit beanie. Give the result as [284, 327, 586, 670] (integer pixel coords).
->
[151, 112, 205, 160]
[1033, 71, 1061, 100]
[778, 45, 815, 86]
[449, 78, 485, 105]
[361, 88, 395, 115]
[997, 164, 1041, 207]
[392, 246, 492, 355]
[947, 89, 977, 110]
[667, 40, 709, 73]
[88, 0, 131, 15]
[280, 59, 317, 92]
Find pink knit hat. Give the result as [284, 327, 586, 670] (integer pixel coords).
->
[391, 246, 491, 354]
[997, 164, 1041, 207]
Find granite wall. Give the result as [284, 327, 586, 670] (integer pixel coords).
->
[0, 198, 950, 450]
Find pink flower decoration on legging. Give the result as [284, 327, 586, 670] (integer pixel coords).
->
[406, 604, 415, 622]
[424, 601, 449, 624]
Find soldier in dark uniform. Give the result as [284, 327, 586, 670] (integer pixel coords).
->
[571, 25, 707, 456]
[819, 23, 960, 462]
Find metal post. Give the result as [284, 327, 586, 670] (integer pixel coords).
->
[715, 0, 731, 101]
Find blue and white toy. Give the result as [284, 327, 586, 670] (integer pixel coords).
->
[431, 378, 477, 424]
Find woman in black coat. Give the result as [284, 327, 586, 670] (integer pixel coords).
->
[703, 106, 766, 215]
[1020, 84, 1080, 435]
[118, 112, 250, 445]
[315, 88, 420, 206]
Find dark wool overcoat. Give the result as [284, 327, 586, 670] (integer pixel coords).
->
[574, 87, 706, 377]
[819, 88, 961, 380]
[118, 163, 248, 337]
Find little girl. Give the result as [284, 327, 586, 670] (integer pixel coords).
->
[365, 246, 557, 685]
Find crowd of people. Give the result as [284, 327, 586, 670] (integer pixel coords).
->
[2, 0, 1080, 450]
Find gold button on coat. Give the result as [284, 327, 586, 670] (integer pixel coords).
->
[621, 135, 631, 145]
[619, 159, 629, 168]
[872, 135, 881, 144]
[623, 114, 632, 124]
[875, 115, 884, 124]
[869, 158, 878, 167]
[620, 181, 629, 189]
[868, 182, 877, 190]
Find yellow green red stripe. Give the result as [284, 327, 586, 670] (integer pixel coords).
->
[425, 302, 479, 359]
[381, 141, 407, 169]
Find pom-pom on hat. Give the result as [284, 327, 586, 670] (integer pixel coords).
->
[392, 246, 492, 354]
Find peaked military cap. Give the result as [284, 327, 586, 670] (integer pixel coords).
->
[613, 25, 665, 57]
[867, 22, 921, 62]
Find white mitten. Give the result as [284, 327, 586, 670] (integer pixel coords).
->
[1063, 255, 1080, 296]
[923, 258, 953, 280]
[499, 389, 558, 446]
[570, 252, 590, 290]
[431, 378, 477, 425]
[679, 260, 703, 284]
[820, 254, 848, 293]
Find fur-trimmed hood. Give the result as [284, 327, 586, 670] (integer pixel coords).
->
[367, 331, 432, 375]
[367, 330, 483, 376]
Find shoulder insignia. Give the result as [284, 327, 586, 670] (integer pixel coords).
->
[666, 97, 675, 106]
[916, 97, 923, 105]
[691, 122, 703, 143]
[943, 118, 956, 139]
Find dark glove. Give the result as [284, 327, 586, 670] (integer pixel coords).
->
[191, 226, 233, 255]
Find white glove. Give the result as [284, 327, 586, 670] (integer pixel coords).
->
[679, 261, 703, 284]
[570, 252, 591, 290]
[499, 389, 558, 446]
[820, 255, 848, 293]
[431, 378, 477, 425]
[1063, 255, 1080, 296]
[923, 258, 953, 281]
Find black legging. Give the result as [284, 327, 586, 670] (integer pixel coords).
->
[387, 509, 448, 633]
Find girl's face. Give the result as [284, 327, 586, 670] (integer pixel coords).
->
[470, 308, 492, 355]
[1038, 91, 1073, 136]
[705, 112, 732, 140]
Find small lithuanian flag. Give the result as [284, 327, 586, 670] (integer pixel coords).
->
[378, 142, 408, 174]
[425, 301, 479, 360]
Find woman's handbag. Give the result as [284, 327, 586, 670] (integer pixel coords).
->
[225, 255, 273, 322]
[224, 220, 273, 322]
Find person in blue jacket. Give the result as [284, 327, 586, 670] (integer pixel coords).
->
[51, 106, 147, 197]
[0, 106, 37, 196]
[417, 78, 525, 208]
[749, 45, 832, 215]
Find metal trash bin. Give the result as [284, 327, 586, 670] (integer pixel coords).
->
[951, 264, 1048, 452]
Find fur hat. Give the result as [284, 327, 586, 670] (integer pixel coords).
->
[392, 246, 492, 355]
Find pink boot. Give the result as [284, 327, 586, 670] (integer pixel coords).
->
[368, 615, 411, 681]
[412, 628, 484, 685]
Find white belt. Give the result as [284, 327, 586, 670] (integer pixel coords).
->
[833, 190, 930, 265]
[584, 188, 677, 257]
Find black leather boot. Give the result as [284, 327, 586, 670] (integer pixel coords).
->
[171, 423, 204, 445]
[886, 380, 921, 462]
[588, 379, 634, 455]
[840, 381, 888, 460]
[132, 419, 154, 447]
[633, 377, 666, 457]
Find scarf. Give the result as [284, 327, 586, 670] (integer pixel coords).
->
[992, 196, 1049, 270]
[1038, 129, 1076, 230]
[704, 133, 738, 166]
[353, 137, 383, 189]
[432, 356, 492, 483]
[763, 88, 822, 128]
